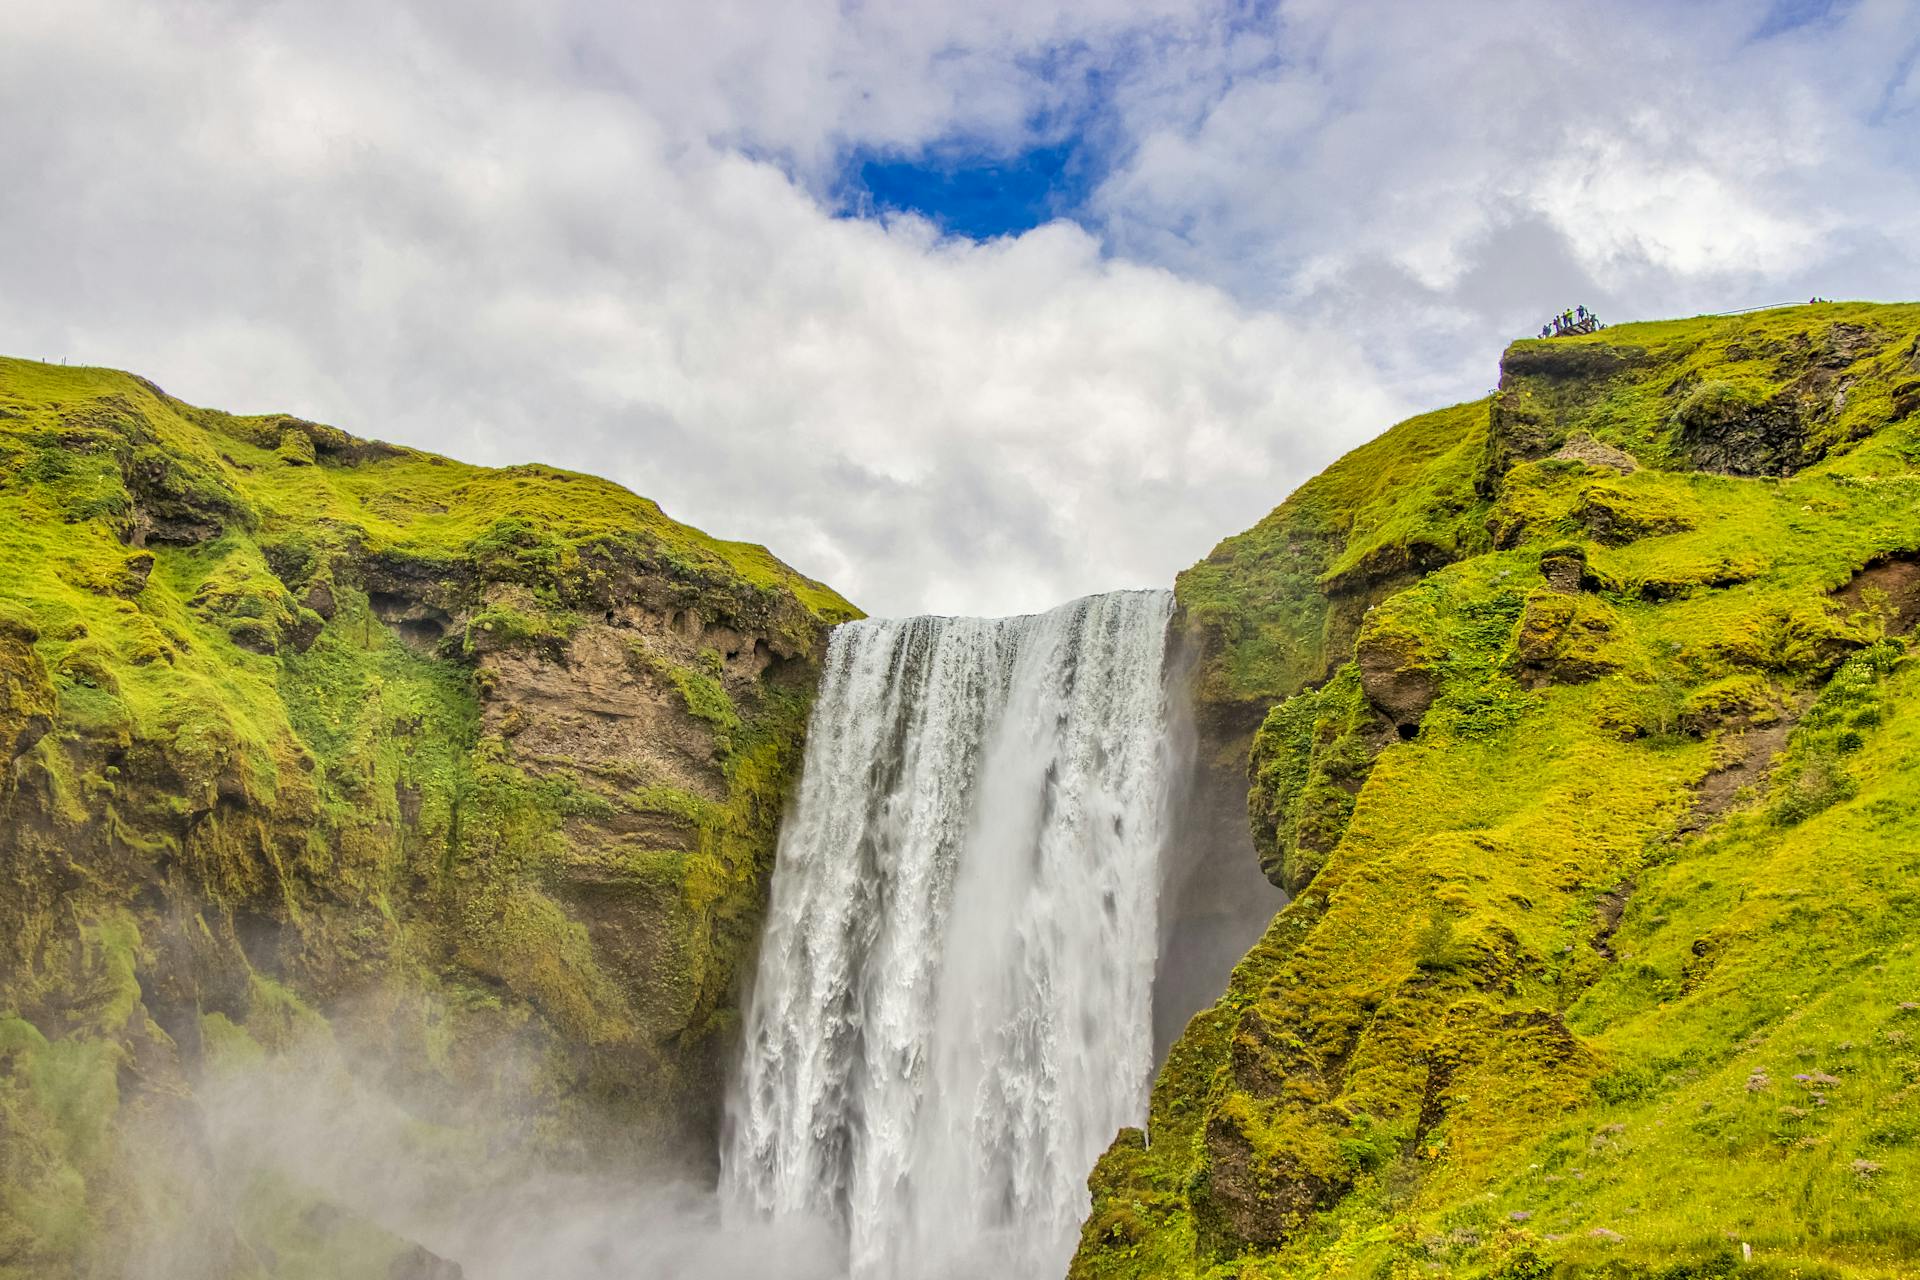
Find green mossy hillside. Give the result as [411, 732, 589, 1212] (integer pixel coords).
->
[1079, 302, 1920, 1280]
[1182, 303, 1920, 715]
[0, 356, 856, 1277]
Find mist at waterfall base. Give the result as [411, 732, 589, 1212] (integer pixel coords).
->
[123, 1029, 846, 1280]
[127, 588, 1277, 1279]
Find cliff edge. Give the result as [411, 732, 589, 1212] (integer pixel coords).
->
[0, 357, 856, 1276]
[1077, 302, 1920, 1279]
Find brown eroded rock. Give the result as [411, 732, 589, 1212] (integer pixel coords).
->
[1356, 619, 1437, 737]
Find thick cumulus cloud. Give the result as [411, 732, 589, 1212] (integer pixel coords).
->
[2, 0, 1917, 615]
[0, 0, 1397, 615]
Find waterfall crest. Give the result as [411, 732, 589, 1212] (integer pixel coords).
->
[722, 589, 1176, 1280]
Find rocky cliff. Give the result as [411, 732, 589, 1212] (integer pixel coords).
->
[1075, 302, 1920, 1279]
[0, 357, 856, 1276]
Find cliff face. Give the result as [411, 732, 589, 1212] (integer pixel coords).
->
[1076, 303, 1920, 1278]
[0, 358, 857, 1276]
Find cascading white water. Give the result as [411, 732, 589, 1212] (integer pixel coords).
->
[722, 589, 1176, 1280]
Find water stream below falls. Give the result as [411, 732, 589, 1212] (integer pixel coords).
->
[723, 589, 1176, 1280]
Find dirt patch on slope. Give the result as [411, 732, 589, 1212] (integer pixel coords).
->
[1680, 713, 1798, 834]
[1832, 553, 1920, 635]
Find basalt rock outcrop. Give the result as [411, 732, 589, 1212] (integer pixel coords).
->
[0, 357, 856, 1277]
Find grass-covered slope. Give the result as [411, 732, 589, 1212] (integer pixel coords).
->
[1075, 302, 1920, 1279]
[0, 357, 856, 1277]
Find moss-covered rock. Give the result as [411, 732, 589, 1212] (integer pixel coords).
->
[1512, 590, 1626, 684]
[1354, 599, 1443, 734]
[1677, 672, 1778, 736]
[0, 356, 857, 1275]
[1247, 666, 1386, 893]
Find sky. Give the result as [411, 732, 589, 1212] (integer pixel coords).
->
[3, 0, 1917, 617]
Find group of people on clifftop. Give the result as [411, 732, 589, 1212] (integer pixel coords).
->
[1540, 305, 1602, 338]
[1537, 299, 1835, 340]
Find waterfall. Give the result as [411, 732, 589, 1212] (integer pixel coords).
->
[722, 589, 1176, 1280]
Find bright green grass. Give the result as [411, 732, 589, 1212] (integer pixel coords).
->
[0, 355, 858, 629]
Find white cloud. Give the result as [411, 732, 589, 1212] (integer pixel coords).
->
[1530, 116, 1826, 281]
[2, 0, 1916, 616]
[1096, 2, 1920, 361]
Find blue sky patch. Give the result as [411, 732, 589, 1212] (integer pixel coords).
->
[829, 35, 1131, 240]
[839, 139, 1098, 240]
[1748, 0, 1843, 41]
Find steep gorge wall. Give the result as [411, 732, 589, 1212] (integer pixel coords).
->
[0, 357, 857, 1277]
[1077, 303, 1920, 1280]
[1151, 623, 1289, 1059]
